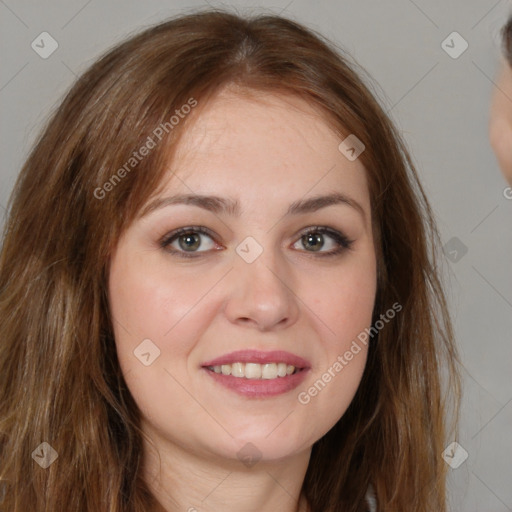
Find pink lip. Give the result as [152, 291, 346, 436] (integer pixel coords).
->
[203, 367, 310, 398]
[200, 350, 311, 398]
[201, 349, 311, 369]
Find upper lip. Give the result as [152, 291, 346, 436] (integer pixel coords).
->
[201, 350, 311, 369]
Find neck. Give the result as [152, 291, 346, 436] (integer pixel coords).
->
[142, 430, 312, 512]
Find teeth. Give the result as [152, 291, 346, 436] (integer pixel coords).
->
[231, 362, 244, 378]
[208, 362, 298, 379]
[262, 363, 277, 379]
[245, 363, 262, 379]
[277, 362, 287, 377]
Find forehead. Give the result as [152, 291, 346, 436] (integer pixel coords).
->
[159, 89, 371, 215]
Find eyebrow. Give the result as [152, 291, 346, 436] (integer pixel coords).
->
[140, 192, 366, 222]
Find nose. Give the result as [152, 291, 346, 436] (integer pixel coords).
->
[223, 245, 300, 332]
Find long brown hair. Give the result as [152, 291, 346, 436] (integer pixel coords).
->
[0, 8, 460, 511]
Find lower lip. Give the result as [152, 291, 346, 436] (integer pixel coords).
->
[202, 367, 310, 398]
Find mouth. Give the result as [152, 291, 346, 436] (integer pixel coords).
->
[205, 361, 302, 379]
[200, 350, 310, 397]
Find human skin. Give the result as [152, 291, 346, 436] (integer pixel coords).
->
[489, 56, 512, 186]
[108, 88, 377, 512]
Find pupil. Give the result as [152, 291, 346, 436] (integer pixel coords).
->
[179, 233, 200, 251]
[304, 233, 323, 251]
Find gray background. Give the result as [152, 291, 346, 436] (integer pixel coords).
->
[1, 0, 511, 510]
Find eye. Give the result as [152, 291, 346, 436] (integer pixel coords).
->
[160, 226, 219, 258]
[160, 225, 354, 259]
[292, 226, 354, 257]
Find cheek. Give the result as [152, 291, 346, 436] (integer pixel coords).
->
[489, 116, 512, 184]
[296, 252, 376, 432]
[489, 70, 512, 185]
[107, 249, 220, 428]
[320, 278, 376, 337]
[108, 248, 216, 347]
[312, 251, 377, 344]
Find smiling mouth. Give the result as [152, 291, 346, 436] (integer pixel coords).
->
[205, 362, 302, 380]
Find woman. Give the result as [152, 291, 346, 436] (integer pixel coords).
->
[0, 8, 460, 511]
[490, 14, 512, 186]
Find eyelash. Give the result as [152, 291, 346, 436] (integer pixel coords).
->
[159, 225, 354, 259]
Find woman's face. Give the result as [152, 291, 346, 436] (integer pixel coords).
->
[108, 89, 377, 466]
[490, 57, 512, 185]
